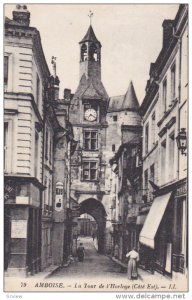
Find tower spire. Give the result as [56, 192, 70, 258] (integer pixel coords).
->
[88, 10, 94, 25]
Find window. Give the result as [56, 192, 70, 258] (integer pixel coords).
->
[4, 122, 8, 171]
[145, 123, 149, 154]
[150, 164, 155, 182]
[162, 78, 167, 112]
[89, 43, 98, 61]
[34, 131, 39, 178]
[171, 63, 176, 100]
[161, 140, 166, 184]
[112, 144, 116, 152]
[4, 120, 12, 173]
[48, 178, 52, 207]
[4, 56, 8, 85]
[49, 136, 52, 164]
[44, 176, 48, 206]
[81, 44, 87, 61]
[151, 112, 156, 146]
[169, 133, 175, 181]
[84, 130, 98, 150]
[82, 161, 97, 181]
[36, 73, 40, 107]
[149, 164, 155, 201]
[45, 129, 48, 159]
[113, 115, 117, 122]
[144, 169, 148, 200]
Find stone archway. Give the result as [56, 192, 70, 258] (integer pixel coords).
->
[80, 198, 106, 254]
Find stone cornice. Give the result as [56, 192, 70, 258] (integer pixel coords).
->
[5, 23, 50, 80]
[5, 92, 43, 125]
[4, 174, 46, 191]
[71, 123, 108, 128]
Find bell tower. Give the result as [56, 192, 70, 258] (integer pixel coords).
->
[79, 25, 101, 80]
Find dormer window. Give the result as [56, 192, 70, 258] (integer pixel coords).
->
[81, 44, 87, 61]
[89, 43, 98, 61]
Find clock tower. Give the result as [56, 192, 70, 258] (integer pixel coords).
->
[69, 25, 109, 251]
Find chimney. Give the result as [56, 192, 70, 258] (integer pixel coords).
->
[12, 4, 30, 26]
[64, 89, 71, 100]
[162, 20, 174, 49]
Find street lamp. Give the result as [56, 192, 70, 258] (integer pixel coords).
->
[176, 128, 187, 156]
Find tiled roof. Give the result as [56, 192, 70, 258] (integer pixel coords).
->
[122, 81, 139, 110]
[80, 25, 101, 45]
[5, 16, 21, 26]
[82, 82, 101, 99]
[108, 81, 139, 112]
[72, 74, 108, 103]
[108, 95, 124, 112]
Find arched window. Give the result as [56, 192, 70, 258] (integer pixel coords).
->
[81, 44, 87, 61]
[89, 43, 98, 61]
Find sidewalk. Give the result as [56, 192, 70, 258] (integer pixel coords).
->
[28, 260, 71, 279]
[29, 264, 60, 279]
[110, 256, 172, 283]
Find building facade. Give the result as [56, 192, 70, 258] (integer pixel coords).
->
[108, 84, 142, 262]
[4, 5, 52, 276]
[69, 25, 109, 253]
[139, 4, 188, 279]
[104, 82, 142, 253]
[4, 5, 75, 275]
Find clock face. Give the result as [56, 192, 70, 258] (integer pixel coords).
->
[84, 108, 97, 122]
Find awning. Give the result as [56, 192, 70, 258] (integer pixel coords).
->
[139, 192, 172, 249]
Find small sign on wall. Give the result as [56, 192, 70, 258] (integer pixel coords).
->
[11, 220, 28, 238]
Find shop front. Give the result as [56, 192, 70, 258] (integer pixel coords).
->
[139, 179, 187, 278]
[4, 177, 43, 277]
[139, 191, 173, 276]
[172, 179, 187, 278]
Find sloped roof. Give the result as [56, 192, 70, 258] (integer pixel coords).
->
[82, 82, 101, 99]
[108, 95, 124, 112]
[80, 25, 101, 46]
[5, 16, 21, 26]
[122, 81, 139, 110]
[108, 81, 139, 113]
[73, 74, 108, 101]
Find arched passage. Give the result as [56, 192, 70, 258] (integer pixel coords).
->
[80, 198, 106, 253]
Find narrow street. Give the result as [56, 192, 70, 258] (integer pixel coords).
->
[51, 236, 126, 279]
[50, 236, 171, 284]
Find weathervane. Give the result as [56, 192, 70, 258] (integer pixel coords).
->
[88, 10, 94, 25]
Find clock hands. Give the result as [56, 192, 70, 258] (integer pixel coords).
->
[84, 108, 97, 121]
[89, 114, 95, 118]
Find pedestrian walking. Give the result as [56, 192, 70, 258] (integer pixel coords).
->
[126, 247, 139, 280]
[92, 233, 95, 241]
[77, 243, 85, 262]
[114, 244, 119, 259]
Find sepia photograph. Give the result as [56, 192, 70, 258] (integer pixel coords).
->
[3, 2, 188, 294]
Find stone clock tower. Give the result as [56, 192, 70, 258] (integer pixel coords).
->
[69, 25, 109, 252]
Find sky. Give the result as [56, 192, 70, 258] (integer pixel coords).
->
[4, 4, 179, 103]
